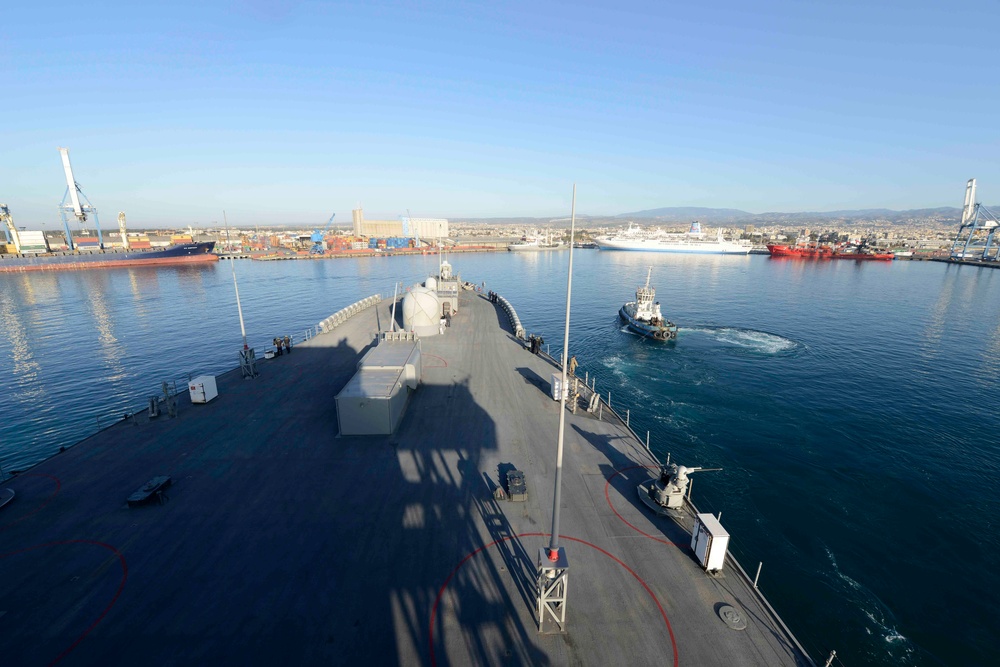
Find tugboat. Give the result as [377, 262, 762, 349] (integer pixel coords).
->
[620, 268, 678, 340]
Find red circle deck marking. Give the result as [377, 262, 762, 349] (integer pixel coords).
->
[0, 539, 128, 666]
[605, 465, 679, 546]
[429, 531, 678, 667]
[0, 473, 62, 530]
[422, 354, 448, 368]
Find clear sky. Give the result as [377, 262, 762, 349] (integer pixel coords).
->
[3, 0, 998, 226]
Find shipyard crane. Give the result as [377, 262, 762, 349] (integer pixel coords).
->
[57, 147, 103, 251]
[118, 212, 130, 250]
[951, 178, 1000, 260]
[1, 204, 22, 254]
[310, 213, 336, 254]
[407, 208, 420, 248]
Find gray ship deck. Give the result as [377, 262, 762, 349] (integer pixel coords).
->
[0, 288, 812, 666]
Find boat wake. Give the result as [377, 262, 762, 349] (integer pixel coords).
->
[822, 546, 919, 664]
[679, 326, 801, 355]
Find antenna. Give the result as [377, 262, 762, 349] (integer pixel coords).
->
[537, 183, 576, 633]
[226, 210, 258, 379]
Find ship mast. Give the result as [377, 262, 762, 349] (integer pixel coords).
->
[225, 210, 258, 379]
[538, 184, 575, 633]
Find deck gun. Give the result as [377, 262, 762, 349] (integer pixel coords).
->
[643, 463, 722, 511]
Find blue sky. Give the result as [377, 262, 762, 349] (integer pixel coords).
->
[3, 0, 998, 226]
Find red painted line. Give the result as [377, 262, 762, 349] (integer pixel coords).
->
[605, 465, 678, 547]
[0, 539, 128, 666]
[0, 473, 62, 530]
[429, 531, 678, 667]
[422, 354, 448, 368]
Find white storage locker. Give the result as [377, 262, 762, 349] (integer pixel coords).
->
[189, 375, 218, 404]
[691, 513, 730, 572]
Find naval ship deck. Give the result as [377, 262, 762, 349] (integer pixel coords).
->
[0, 287, 812, 666]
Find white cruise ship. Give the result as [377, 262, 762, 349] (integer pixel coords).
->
[595, 221, 751, 254]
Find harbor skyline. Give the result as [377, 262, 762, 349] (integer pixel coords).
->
[4, 1, 999, 225]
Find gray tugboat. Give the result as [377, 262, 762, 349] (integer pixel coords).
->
[620, 267, 678, 340]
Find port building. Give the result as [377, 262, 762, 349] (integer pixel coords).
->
[351, 207, 448, 240]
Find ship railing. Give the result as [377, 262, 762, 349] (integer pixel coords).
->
[316, 294, 383, 334]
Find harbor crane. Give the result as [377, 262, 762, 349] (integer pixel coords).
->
[950, 178, 1000, 260]
[57, 147, 103, 251]
[310, 212, 336, 254]
[118, 212, 130, 250]
[1, 204, 22, 254]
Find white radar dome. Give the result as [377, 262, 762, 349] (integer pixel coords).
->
[424, 276, 438, 290]
[402, 286, 441, 336]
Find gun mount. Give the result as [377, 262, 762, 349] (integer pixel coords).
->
[638, 463, 722, 515]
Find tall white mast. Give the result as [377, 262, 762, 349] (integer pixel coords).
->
[537, 184, 576, 633]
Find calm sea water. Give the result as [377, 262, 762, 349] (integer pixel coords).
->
[2, 252, 998, 666]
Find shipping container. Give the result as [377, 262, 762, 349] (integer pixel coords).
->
[15, 230, 50, 254]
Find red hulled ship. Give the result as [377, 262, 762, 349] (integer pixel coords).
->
[766, 243, 893, 261]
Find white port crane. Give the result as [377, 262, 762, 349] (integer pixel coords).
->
[118, 211, 130, 250]
[57, 147, 103, 251]
[951, 178, 1000, 260]
[1, 204, 22, 254]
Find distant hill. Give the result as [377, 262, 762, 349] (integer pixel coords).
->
[615, 205, 999, 226]
[455, 205, 997, 227]
[748, 206, 975, 225]
[617, 207, 753, 222]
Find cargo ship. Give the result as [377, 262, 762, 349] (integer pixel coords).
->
[0, 242, 218, 273]
[766, 243, 834, 259]
[767, 242, 894, 261]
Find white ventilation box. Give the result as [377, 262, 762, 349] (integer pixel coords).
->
[691, 513, 729, 572]
[189, 375, 218, 404]
[550, 373, 569, 401]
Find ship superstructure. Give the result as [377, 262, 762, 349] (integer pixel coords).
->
[619, 268, 678, 340]
[596, 221, 751, 254]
